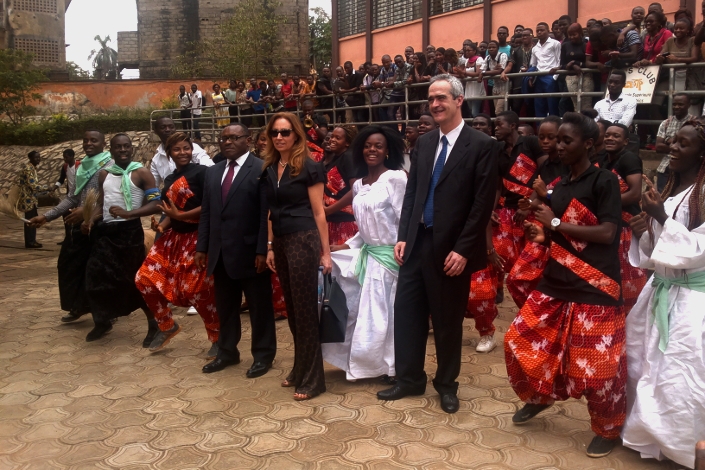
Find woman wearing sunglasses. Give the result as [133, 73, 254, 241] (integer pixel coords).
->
[262, 112, 332, 401]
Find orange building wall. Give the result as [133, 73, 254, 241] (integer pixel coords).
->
[339, 35, 367, 70]
[337, 0, 702, 67]
[372, 21, 423, 61]
[491, 0, 566, 33]
[429, 6, 483, 48]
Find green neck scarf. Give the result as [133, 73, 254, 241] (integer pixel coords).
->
[105, 162, 144, 211]
[353, 244, 399, 286]
[651, 271, 705, 352]
[75, 151, 112, 195]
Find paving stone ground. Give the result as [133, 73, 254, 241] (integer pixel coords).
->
[0, 212, 682, 469]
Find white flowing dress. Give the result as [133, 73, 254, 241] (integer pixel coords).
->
[322, 170, 407, 381]
[622, 185, 705, 469]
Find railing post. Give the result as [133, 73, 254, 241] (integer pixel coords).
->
[404, 84, 409, 127]
[576, 72, 583, 111]
[668, 66, 675, 119]
[332, 94, 337, 125]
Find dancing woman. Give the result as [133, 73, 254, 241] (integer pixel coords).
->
[622, 118, 705, 469]
[504, 112, 625, 458]
[135, 132, 220, 357]
[323, 125, 406, 381]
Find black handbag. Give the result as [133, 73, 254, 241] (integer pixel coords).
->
[319, 273, 349, 343]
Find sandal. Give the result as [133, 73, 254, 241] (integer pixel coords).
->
[281, 379, 295, 388]
[293, 392, 315, 401]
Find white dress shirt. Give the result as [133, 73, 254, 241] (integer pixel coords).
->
[221, 152, 249, 184]
[191, 90, 203, 116]
[530, 37, 561, 72]
[150, 142, 214, 187]
[594, 92, 638, 127]
[433, 119, 465, 167]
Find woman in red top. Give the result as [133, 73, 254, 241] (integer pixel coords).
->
[638, 11, 673, 64]
[323, 126, 360, 245]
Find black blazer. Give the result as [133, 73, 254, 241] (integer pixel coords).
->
[398, 124, 498, 274]
[197, 152, 269, 279]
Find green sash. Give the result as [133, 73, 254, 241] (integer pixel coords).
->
[651, 271, 705, 352]
[353, 244, 399, 286]
[105, 162, 144, 211]
[74, 151, 112, 195]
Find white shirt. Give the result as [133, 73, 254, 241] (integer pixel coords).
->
[191, 90, 203, 116]
[530, 37, 561, 72]
[433, 119, 465, 167]
[594, 92, 638, 127]
[221, 152, 249, 185]
[150, 142, 214, 187]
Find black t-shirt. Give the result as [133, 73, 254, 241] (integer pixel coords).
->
[162, 163, 206, 233]
[602, 150, 643, 216]
[591, 149, 608, 168]
[345, 71, 364, 106]
[538, 156, 569, 194]
[560, 40, 587, 69]
[263, 158, 327, 237]
[316, 77, 333, 102]
[537, 165, 623, 306]
[509, 47, 532, 88]
[498, 135, 545, 208]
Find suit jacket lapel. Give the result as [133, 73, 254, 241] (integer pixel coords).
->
[223, 153, 253, 209]
[418, 129, 439, 199]
[436, 125, 471, 187]
[213, 160, 226, 213]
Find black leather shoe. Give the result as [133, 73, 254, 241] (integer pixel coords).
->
[61, 310, 84, 323]
[202, 357, 240, 373]
[25, 242, 42, 249]
[512, 403, 551, 424]
[440, 393, 459, 413]
[246, 361, 272, 378]
[86, 322, 112, 342]
[377, 385, 425, 400]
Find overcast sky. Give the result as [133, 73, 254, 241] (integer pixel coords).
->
[65, 0, 332, 78]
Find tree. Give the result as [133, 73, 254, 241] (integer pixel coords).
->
[66, 61, 91, 80]
[171, 0, 285, 79]
[309, 7, 332, 72]
[0, 49, 46, 125]
[88, 35, 118, 80]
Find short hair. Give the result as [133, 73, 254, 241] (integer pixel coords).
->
[607, 123, 630, 138]
[515, 24, 524, 29]
[351, 125, 405, 175]
[429, 74, 464, 99]
[559, 15, 572, 23]
[539, 115, 562, 129]
[610, 69, 627, 83]
[537, 22, 549, 30]
[498, 26, 509, 33]
[63, 149, 75, 158]
[596, 119, 614, 131]
[674, 92, 691, 103]
[223, 123, 250, 135]
[343, 61, 353, 67]
[28, 150, 39, 159]
[646, 10, 667, 28]
[153, 116, 173, 130]
[522, 28, 533, 35]
[302, 99, 315, 108]
[436, 47, 446, 55]
[561, 112, 600, 143]
[394, 54, 404, 61]
[164, 132, 193, 155]
[473, 114, 494, 133]
[110, 133, 132, 145]
[488, 40, 499, 47]
[496, 110, 520, 128]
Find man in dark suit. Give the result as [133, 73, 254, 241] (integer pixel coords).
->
[195, 123, 276, 377]
[377, 74, 498, 413]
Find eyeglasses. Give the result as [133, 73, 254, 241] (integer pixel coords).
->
[269, 129, 293, 138]
[219, 135, 249, 143]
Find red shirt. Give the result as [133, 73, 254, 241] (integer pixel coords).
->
[643, 28, 673, 61]
[281, 82, 296, 109]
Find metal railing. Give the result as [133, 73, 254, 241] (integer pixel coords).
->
[150, 63, 705, 144]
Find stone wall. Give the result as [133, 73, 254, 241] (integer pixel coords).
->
[123, 0, 309, 79]
[117, 31, 139, 66]
[0, 131, 220, 194]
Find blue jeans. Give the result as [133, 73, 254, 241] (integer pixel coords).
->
[534, 76, 559, 117]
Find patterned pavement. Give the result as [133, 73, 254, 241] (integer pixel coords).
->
[0, 213, 682, 469]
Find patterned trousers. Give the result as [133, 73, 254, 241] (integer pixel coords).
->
[492, 207, 527, 306]
[506, 241, 550, 309]
[273, 229, 326, 397]
[504, 291, 626, 439]
[619, 226, 647, 312]
[135, 230, 219, 343]
[466, 266, 498, 336]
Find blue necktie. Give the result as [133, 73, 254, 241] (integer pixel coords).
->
[423, 136, 448, 227]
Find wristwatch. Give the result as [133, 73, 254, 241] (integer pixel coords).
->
[546, 189, 553, 201]
[550, 218, 561, 231]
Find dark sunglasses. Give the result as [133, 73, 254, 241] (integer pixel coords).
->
[219, 135, 249, 143]
[269, 129, 293, 138]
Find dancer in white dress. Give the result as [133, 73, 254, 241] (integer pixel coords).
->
[622, 120, 705, 469]
[323, 125, 407, 381]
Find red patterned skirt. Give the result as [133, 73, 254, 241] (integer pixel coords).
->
[328, 221, 358, 246]
[504, 291, 626, 438]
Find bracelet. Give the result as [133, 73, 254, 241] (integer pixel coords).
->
[267, 241, 273, 245]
